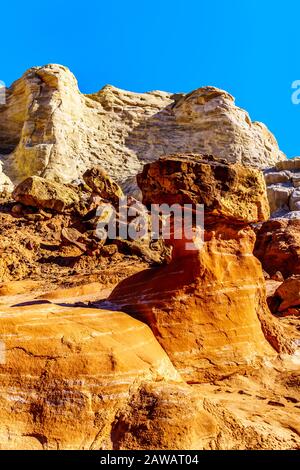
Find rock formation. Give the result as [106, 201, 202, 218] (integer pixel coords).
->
[254, 218, 300, 279]
[272, 275, 300, 314]
[82, 166, 123, 204]
[0, 302, 216, 450]
[12, 176, 80, 213]
[0, 64, 285, 193]
[109, 154, 291, 382]
[0, 286, 298, 450]
[0, 64, 299, 451]
[264, 157, 300, 217]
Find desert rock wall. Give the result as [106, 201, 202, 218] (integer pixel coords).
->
[0, 64, 285, 193]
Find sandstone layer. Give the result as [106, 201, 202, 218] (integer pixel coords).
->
[0, 302, 198, 450]
[0, 283, 298, 450]
[0, 64, 285, 193]
[109, 154, 289, 382]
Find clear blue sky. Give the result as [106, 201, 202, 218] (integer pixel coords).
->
[1, 0, 299, 157]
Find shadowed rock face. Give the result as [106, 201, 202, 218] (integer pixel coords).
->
[264, 157, 300, 217]
[0, 64, 285, 192]
[109, 155, 291, 382]
[12, 176, 80, 212]
[255, 218, 300, 278]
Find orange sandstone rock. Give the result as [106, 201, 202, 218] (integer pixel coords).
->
[109, 155, 288, 381]
[0, 302, 219, 449]
[254, 218, 300, 279]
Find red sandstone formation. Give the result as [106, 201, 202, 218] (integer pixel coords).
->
[109, 155, 291, 382]
[255, 218, 300, 279]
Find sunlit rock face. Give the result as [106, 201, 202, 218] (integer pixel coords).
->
[0, 299, 222, 450]
[0, 64, 285, 192]
[109, 154, 289, 382]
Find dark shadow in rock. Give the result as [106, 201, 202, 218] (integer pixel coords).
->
[11, 300, 51, 307]
[39, 243, 61, 252]
[38, 255, 81, 267]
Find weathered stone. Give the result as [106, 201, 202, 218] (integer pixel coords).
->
[264, 157, 300, 216]
[61, 227, 86, 251]
[12, 176, 80, 212]
[112, 382, 217, 450]
[271, 271, 284, 282]
[266, 185, 293, 214]
[0, 65, 285, 193]
[289, 189, 300, 211]
[264, 171, 290, 185]
[138, 154, 270, 223]
[0, 303, 205, 450]
[276, 157, 300, 171]
[109, 155, 290, 382]
[254, 218, 300, 278]
[82, 166, 123, 204]
[275, 275, 300, 312]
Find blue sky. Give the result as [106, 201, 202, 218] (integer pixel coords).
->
[1, 0, 299, 157]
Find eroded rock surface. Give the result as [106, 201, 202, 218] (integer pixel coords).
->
[264, 157, 300, 217]
[109, 154, 290, 382]
[0, 64, 285, 192]
[12, 176, 80, 213]
[254, 218, 300, 279]
[0, 303, 187, 449]
[267, 275, 300, 317]
[0, 278, 298, 450]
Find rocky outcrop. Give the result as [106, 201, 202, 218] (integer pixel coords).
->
[82, 166, 123, 204]
[138, 154, 270, 222]
[12, 176, 80, 212]
[254, 218, 300, 279]
[109, 154, 290, 382]
[274, 276, 300, 313]
[264, 157, 300, 217]
[111, 382, 217, 450]
[0, 64, 285, 192]
[0, 302, 217, 450]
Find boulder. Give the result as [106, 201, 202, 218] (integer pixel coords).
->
[61, 227, 87, 251]
[82, 166, 123, 204]
[254, 219, 300, 278]
[12, 176, 80, 212]
[138, 154, 270, 223]
[274, 275, 300, 313]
